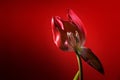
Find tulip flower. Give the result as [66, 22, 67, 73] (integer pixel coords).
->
[51, 9, 104, 80]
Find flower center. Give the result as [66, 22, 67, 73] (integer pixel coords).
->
[67, 31, 81, 50]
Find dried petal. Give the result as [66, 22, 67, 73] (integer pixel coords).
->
[80, 47, 104, 74]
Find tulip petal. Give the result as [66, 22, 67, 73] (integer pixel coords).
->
[80, 47, 104, 74]
[51, 17, 64, 48]
[67, 9, 86, 45]
[51, 16, 70, 51]
[51, 16, 64, 31]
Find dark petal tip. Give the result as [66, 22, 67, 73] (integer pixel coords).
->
[99, 66, 104, 75]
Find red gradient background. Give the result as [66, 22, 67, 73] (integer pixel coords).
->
[0, 0, 120, 80]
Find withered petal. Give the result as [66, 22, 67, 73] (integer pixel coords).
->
[80, 47, 104, 74]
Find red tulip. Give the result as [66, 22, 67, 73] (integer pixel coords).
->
[51, 9, 104, 80]
[51, 9, 86, 51]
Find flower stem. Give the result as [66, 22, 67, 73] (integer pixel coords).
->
[73, 48, 83, 80]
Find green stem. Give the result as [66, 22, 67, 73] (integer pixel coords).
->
[73, 47, 83, 80]
[73, 69, 79, 80]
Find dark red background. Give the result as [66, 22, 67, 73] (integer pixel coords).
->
[0, 0, 120, 80]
